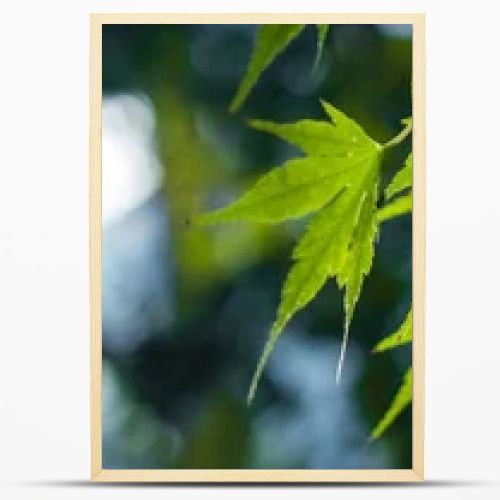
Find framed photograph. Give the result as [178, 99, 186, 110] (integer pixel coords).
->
[90, 13, 425, 482]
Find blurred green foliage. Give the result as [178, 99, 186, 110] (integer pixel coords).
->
[102, 24, 412, 470]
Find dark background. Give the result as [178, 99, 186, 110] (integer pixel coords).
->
[101, 24, 412, 469]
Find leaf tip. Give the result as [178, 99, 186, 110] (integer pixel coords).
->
[318, 97, 329, 110]
[246, 360, 264, 406]
[246, 118, 276, 135]
[246, 386, 256, 406]
[228, 98, 240, 114]
[372, 338, 384, 354]
[246, 118, 261, 130]
[335, 342, 347, 385]
[229, 86, 247, 114]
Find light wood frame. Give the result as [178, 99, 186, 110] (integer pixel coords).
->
[90, 13, 425, 483]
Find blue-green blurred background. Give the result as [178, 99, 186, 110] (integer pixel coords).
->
[102, 24, 412, 469]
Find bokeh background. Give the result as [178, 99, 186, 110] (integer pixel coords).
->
[101, 24, 412, 469]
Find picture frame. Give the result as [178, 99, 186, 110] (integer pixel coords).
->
[89, 13, 425, 482]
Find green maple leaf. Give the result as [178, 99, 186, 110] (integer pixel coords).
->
[385, 152, 412, 199]
[195, 100, 385, 402]
[377, 192, 412, 223]
[371, 308, 412, 439]
[373, 309, 412, 353]
[378, 152, 413, 223]
[336, 178, 378, 382]
[371, 367, 412, 440]
[230, 24, 329, 113]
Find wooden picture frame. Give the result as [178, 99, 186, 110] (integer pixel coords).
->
[90, 13, 425, 482]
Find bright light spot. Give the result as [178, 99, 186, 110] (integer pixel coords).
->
[102, 94, 161, 224]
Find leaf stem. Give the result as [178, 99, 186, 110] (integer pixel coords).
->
[382, 119, 412, 150]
